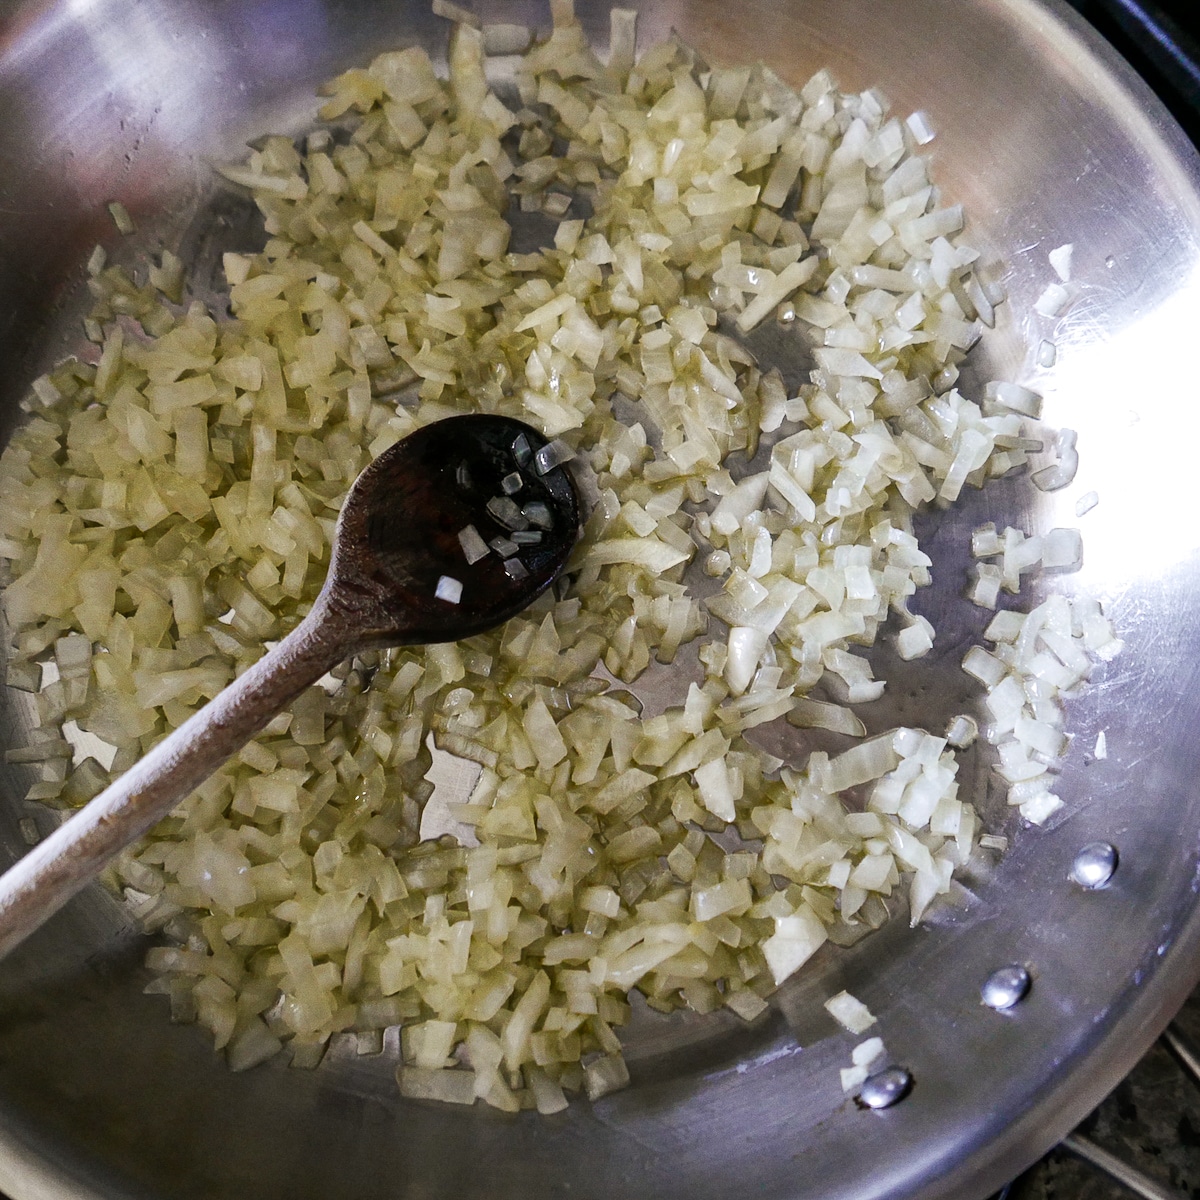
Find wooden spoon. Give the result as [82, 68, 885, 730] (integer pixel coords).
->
[0, 413, 580, 961]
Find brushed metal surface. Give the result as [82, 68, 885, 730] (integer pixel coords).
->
[2, 1, 1200, 1198]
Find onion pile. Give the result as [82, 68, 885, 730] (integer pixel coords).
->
[0, 1, 1118, 1110]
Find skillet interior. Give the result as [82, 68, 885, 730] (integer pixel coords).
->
[2, 1, 1200, 1197]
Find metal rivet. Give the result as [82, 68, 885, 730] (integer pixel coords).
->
[981, 964, 1031, 1010]
[858, 1066, 913, 1110]
[1071, 842, 1118, 889]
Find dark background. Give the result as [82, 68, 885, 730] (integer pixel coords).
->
[1064, 0, 1200, 143]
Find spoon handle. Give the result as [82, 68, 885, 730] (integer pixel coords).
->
[0, 604, 352, 962]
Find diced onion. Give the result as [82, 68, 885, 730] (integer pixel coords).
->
[1034, 282, 1072, 318]
[435, 576, 463, 604]
[1048, 243, 1073, 282]
[457, 525, 490, 564]
[824, 990, 876, 1033]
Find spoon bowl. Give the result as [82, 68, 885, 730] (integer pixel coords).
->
[0, 414, 580, 962]
[333, 413, 580, 645]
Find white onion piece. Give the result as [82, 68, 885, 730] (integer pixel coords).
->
[724, 627, 769, 695]
[457, 525, 490, 564]
[1034, 281, 1072, 318]
[984, 380, 1042, 418]
[710, 473, 769, 536]
[435, 576, 464, 604]
[823, 734, 901, 792]
[1048, 243, 1073, 282]
[896, 617, 934, 660]
[824, 990, 876, 1033]
[905, 111, 935, 144]
[107, 201, 135, 235]
[972, 523, 1002, 558]
[852, 1036, 886, 1067]
[763, 908, 828, 987]
[945, 714, 978, 748]
[1032, 428, 1079, 492]
[1040, 527, 1083, 572]
[967, 563, 1002, 609]
[482, 22, 531, 54]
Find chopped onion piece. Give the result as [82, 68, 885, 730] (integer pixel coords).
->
[963, 646, 1007, 689]
[897, 616, 934, 660]
[971, 523, 1002, 558]
[824, 990, 876, 1034]
[1032, 428, 1078, 492]
[1048, 243, 1073, 282]
[725, 627, 769, 695]
[735, 257, 818, 333]
[787, 697, 866, 737]
[511, 432, 532, 466]
[482, 22, 531, 54]
[1034, 281, 1072, 318]
[984, 380, 1042, 418]
[457, 525, 490, 564]
[945, 714, 978, 748]
[533, 439, 576, 475]
[763, 907, 828, 987]
[435, 576, 463, 604]
[726, 990, 769, 1022]
[522, 501, 553, 529]
[852, 1037, 886, 1067]
[1020, 790, 1064, 825]
[1040, 527, 1083, 572]
[584, 1054, 630, 1101]
[107, 200, 135, 235]
[486, 496, 528, 530]
[968, 563, 1002, 609]
[905, 110, 936, 145]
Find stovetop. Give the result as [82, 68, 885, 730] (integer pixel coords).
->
[1064, 0, 1200, 143]
[1001, 992, 1200, 1198]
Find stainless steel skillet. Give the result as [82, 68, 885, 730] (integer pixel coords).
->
[2, 0, 1200, 1197]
